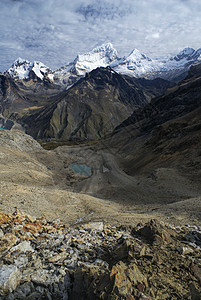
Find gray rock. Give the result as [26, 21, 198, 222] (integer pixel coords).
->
[185, 230, 201, 247]
[10, 241, 34, 253]
[178, 246, 194, 255]
[82, 222, 104, 231]
[11, 289, 26, 299]
[33, 258, 43, 269]
[31, 269, 60, 286]
[3, 293, 15, 300]
[0, 265, 21, 295]
[48, 251, 67, 263]
[26, 291, 41, 300]
[15, 281, 34, 297]
[94, 259, 109, 268]
[14, 254, 29, 268]
[64, 254, 78, 268]
[0, 228, 4, 238]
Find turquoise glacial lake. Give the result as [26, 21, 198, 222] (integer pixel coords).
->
[69, 163, 92, 177]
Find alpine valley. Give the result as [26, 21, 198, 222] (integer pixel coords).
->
[0, 44, 201, 299]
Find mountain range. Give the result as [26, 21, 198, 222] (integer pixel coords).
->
[1, 42, 201, 142]
[0, 66, 175, 140]
[3, 43, 201, 88]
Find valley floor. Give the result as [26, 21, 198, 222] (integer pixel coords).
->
[0, 130, 200, 228]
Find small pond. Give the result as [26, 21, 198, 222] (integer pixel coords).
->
[0, 128, 7, 130]
[69, 163, 92, 177]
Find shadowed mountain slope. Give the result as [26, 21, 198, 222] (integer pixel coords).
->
[107, 63, 201, 181]
[0, 67, 174, 140]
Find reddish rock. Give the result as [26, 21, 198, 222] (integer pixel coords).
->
[0, 212, 10, 225]
[23, 222, 43, 234]
[0, 233, 18, 252]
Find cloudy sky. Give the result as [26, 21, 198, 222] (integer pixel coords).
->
[0, 0, 201, 71]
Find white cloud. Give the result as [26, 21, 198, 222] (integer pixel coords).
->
[0, 0, 201, 71]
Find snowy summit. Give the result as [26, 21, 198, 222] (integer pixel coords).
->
[74, 43, 118, 75]
[4, 43, 201, 85]
[6, 58, 52, 80]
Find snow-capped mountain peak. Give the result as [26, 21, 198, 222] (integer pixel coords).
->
[6, 57, 32, 80]
[126, 49, 152, 62]
[74, 42, 118, 75]
[77, 42, 118, 61]
[92, 42, 118, 60]
[173, 47, 196, 61]
[112, 48, 154, 75]
[6, 57, 52, 80]
[5, 43, 201, 86]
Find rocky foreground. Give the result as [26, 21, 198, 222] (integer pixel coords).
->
[0, 210, 200, 300]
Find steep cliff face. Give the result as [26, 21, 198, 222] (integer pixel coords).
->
[0, 67, 174, 140]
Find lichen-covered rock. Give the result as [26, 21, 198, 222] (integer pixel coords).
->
[0, 212, 11, 226]
[0, 265, 21, 295]
[109, 261, 148, 298]
[110, 261, 133, 297]
[10, 241, 34, 253]
[0, 233, 19, 253]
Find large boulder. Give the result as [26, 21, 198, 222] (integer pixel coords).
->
[0, 265, 21, 296]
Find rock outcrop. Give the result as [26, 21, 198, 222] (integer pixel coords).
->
[0, 211, 200, 299]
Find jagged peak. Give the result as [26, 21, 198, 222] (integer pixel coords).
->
[174, 47, 196, 61]
[4, 44, 201, 84]
[76, 42, 118, 63]
[92, 42, 117, 53]
[177, 47, 195, 55]
[13, 57, 31, 65]
[6, 58, 51, 80]
[127, 48, 152, 62]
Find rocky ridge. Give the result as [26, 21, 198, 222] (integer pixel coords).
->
[0, 210, 200, 299]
